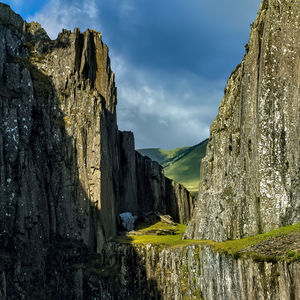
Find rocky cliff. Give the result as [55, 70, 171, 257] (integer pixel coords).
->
[0, 3, 194, 298]
[185, 0, 300, 241]
[29, 220, 296, 300]
[95, 240, 299, 300]
[0, 0, 299, 299]
[118, 131, 195, 224]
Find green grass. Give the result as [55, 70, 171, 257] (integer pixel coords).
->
[114, 222, 300, 262]
[114, 222, 188, 246]
[135, 221, 185, 232]
[137, 147, 189, 165]
[206, 223, 300, 255]
[137, 139, 208, 193]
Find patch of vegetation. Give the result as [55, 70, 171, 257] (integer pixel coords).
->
[196, 223, 300, 263]
[286, 250, 295, 258]
[114, 222, 300, 262]
[137, 147, 189, 165]
[135, 221, 185, 233]
[207, 223, 299, 257]
[250, 253, 278, 263]
[114, 222, 189, 247]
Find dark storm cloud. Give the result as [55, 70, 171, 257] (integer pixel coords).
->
[116, 65, 225, 148]
[96, 0, 260, 78]
[30, 0, 261, 148]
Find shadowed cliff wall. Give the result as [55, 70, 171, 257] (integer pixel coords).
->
[0, 3, 194, 297]
[118, 131, 195, 224]
[94, 242, 300, 300]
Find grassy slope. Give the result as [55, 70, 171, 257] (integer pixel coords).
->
[114, 222, 300, 263]
[137, 146, 189, 165]
[137, 139, 208, 193]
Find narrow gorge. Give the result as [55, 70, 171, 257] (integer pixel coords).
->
[0, 0, 299, 299]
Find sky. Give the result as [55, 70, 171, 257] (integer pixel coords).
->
[3, 0, 261, 149]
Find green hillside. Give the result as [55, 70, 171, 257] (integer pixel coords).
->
[137, 139, 208, 194]
[137, 146, 189, 165]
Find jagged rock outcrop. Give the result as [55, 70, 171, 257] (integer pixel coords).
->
[185, 0, 300, 241]
[0, 3, 194, 298]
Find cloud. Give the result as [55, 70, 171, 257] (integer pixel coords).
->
[30, 0, 261, 149]
[115, 57, 223, 148]
[30, 0, 99, 39]
[11, 0, 23, 6]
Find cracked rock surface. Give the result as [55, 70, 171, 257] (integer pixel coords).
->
[185, 0, 300, 241]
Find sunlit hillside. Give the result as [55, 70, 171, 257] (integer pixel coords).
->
[138, 139, 208, 194]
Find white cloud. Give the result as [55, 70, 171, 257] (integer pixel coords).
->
[114, 56, 223, 148]
[30, 0, 99, 39]
[83, 0, 98, 19]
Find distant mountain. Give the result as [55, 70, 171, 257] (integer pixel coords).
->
[137, 139, 208, 194]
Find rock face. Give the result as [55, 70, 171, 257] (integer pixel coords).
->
[0, 3, 194, 297]
[91, 243, 300, 300]
[185, 0, 300, 241]
[93, 243, 202, 300]
[199, 246, 300, 300]
[0, 3, 119, 265]
[118, 130, 196, 224]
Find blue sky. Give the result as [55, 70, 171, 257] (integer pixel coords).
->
[3, 0, 261, 149]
